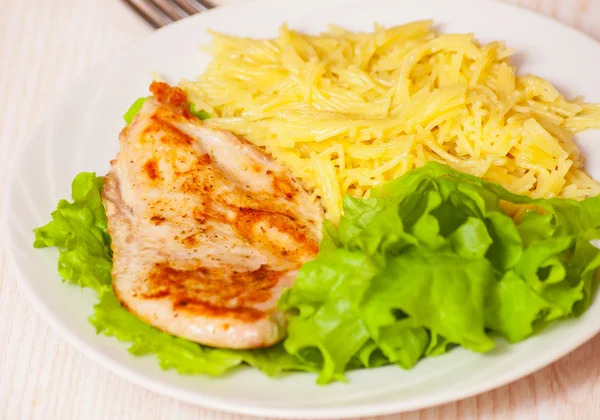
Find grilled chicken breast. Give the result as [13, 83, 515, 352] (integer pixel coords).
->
[102, 82, 323, 349]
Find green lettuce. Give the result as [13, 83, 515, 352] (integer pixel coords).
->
[279, 162, 600, 383]
[123, 97, 147, 124]
[189, 103, 211, 120]
[33, 172, 317, 378]
[34, 162, 600, 384]
[123, 97, 210, 124]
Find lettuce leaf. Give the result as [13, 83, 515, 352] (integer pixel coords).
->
[189, 103, 211, 120]
[123, 97, 148, 124]
[123, 97, 211, 125]
[279, 162, 600, 383]
[33, 172, 317, 378]
[34, 162, 600, 384]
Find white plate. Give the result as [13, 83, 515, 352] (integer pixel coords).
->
[4, 0, 600, 417]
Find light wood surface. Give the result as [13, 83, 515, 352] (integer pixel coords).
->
[1, 0, 600, 419]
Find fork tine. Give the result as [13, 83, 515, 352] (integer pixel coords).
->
[149, 0, 187, 21]
[172, 0, 204, 15]
[122, 0, 173, 29]
[187, 0, 213, 11]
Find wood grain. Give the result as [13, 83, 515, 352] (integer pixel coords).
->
[1, 0, 600, 419]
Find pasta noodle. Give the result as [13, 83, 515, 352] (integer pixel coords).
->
[179, 21, 600, 223]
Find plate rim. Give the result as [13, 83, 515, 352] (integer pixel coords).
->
[3, 0, 600, 417]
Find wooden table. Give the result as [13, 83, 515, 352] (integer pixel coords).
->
[1, 0, 600, 418]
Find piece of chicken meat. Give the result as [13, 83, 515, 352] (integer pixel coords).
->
[102, 82, 323, 349]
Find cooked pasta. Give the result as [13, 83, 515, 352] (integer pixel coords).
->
[179, 21, 600, 223]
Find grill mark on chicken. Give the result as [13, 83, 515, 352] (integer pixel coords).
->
[272, 175, 298, 200]
[143, 115, 194, 146]
[143, 159, 160, 180]
[181, 234, 197, 246]
[102, 83, 324, 349]
[233, 207, 318, 260]
[142, 263, 283, 322]
[198, 153, 212, 165]
[150, 215, 166, 225]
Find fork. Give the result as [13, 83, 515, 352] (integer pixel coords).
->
[122, 0, 215, 29]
